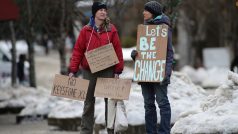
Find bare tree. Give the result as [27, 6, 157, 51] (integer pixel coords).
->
[176, 0, 238, 68]
[9, 21, 17, 87]
[25, 0, 37, 87]
[58, 0, 67, 75]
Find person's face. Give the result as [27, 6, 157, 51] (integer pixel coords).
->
[95, 8, 107, 20]
[143, 10, 153, 21]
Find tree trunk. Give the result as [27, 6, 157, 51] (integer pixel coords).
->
[59, 0, 67, 75]
[9, 21, 17, 88]
[177, 10, 192, 68]
[231, 0, 238, 57]
[26, 0, 37, 87]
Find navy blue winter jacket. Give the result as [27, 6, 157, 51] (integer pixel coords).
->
[145, 14, 174, 84]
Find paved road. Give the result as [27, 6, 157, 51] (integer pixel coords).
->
[0, 114, 79, 134]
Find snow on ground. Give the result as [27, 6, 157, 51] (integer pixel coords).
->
[49, 71, 207, 126]
[3, 50, 237, 133]
[168, 72, 207, 124]
[0, 77, 11, 89]
[171, 71, 238, 134]
[0, 71, 208, 128]
[0, 86, 49, 109]
[181, 66, 229, 88]
[48, 100, 84, 119]
[0, 51, 59, 115]
[120, 66, 134, 79]
[122, 72, 207, 126]
[122, 47, 135, 61]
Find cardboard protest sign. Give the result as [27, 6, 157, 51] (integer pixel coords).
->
[94, 78, 132, 100]
[133, 24, 168, 82]
[85, 43, 119, 73]
[51, 74, 89, 101]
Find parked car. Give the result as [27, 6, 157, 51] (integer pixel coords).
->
[0, 40, 29, 83]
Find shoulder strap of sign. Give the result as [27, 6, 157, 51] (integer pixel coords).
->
[86, 27, 94, 52]
[86, 27, 111, 52]
[106, 28, 111, 44]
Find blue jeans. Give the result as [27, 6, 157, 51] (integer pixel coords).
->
[141, 83, 171, 134]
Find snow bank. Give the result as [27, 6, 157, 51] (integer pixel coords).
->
[20, 95, 56, 116]
[168, 72, 207, 124]
[92, 72, 208, 126]
[0, 86, 46, 108]
[0, 86, 57, 117]
[125, 92, 145, 125]
[122, 47, 135, 61]
[48, 100, 84, 119]
[171, 71, 238, 133]
[0, 72, 208, 127]
[181, 66, 229, 88]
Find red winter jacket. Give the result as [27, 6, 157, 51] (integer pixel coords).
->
[69, 24, 124, 74]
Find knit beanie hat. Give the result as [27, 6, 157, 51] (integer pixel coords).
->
[144, 1, 162, 17]
[92, 2, 107, 17]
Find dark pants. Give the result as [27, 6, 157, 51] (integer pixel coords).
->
[80, 67, 114, 134]
[141, 83, 171, 134]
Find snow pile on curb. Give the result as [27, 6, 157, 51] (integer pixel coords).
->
[48, 100, 84, 119]
[0, 72, 208, 127]
[0, 86, 48, 108]
[171, 71, 238, 134]
[181, 66, 229, 88]
[168, 72, 207, 124]
[93, 72, 208, 126]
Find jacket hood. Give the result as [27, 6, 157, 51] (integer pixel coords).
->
[145, 14, 171, 26]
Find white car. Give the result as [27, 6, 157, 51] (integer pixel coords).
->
[0, 49, 11, 77]
[0, 40, 29, 82]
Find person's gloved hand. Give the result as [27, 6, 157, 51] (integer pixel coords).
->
[131, 50, 138, 61]
[114, 74, 119, 79]
[161, 77, 170, 85]
[69, 72, 75, 77]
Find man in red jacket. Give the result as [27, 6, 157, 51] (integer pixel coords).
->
[69, 2, 124, 134]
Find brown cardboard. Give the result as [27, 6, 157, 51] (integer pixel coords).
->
[94, 78, 132, 100]
[85, 43, 119, 73]
[133, 24, 169, 82]
[51, 74, 89, 101]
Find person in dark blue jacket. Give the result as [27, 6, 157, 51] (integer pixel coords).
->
[231, 56, 238, 73]
[131, 1, 174, 134]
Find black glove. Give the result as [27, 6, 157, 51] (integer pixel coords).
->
[131, 50, 138, 61]
[161, 77, 170, 85]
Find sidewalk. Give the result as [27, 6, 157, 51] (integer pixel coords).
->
[0, 114, 78, 134]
